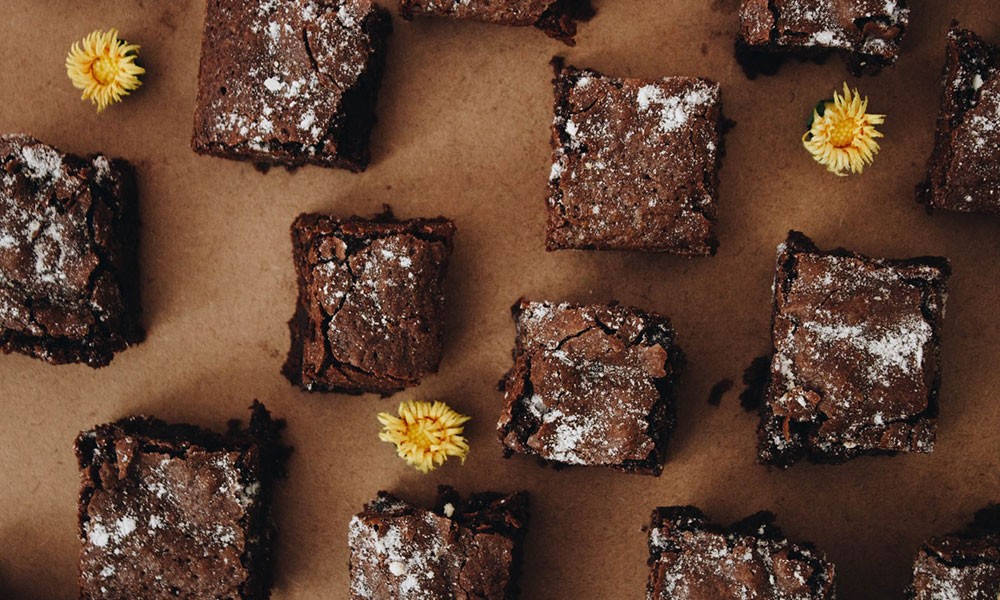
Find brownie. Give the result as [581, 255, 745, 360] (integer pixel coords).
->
[908, 506, 1000, 599]
[758, 231, 950, 467]
[76, 402, 286, 599]
[919, 27, 1000, 214]
[646, 506, 837, 599]
[191, 0, 392, 172]
[0, 134, 142, 367]
[546, 59, 723, 255]
[737, 0, 910, 76]
[282, 209, 455, 395]
[399, 0, 593, 45]
[349, 486, 529, 599]
[497, 300, 682, 475]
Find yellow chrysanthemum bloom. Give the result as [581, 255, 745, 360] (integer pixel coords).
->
[66, 29, 145, 112]
[802, 83, 885, 176]
[378, 400, 470, 474]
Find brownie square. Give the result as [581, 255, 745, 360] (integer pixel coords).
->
[646, 506, 837, 599]
[546, 59, 723, 255]
[399, 0, 593, 45]
[0, 134, 142, 367]
[759, 231, 950, 467]
[192, 0, 391, 172]
[737, 0, 910, 76]
[919, 27, 1000, 214]
[497, 300, 682, 475]
[282, 209, 455, 395]
[349, 486, 529, 599]
[76, 402, 286, 599]
[908, 506, 1000, 599]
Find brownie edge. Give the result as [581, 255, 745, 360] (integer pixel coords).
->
[907, 505, 1000, 599]
[399, 0, 593, 45]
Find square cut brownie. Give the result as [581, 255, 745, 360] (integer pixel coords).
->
[759, 231, 950, 467]
[919, 27, 1000, 214]
[282, 209, 455, 395]
[0, 134, 142, 367]
[647, 506, 837, 599]
[76, 402, 286, 599]
[349, 486, 528, 599]
[192, 0, 391, 172]
[399, 0, 593, 45]
[737, 0, 910, 76]
[908, 506, 1000, 600]
[546, 59, 723, 255]
[497, 300, 682, 475]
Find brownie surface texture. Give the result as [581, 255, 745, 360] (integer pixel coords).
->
[647, 506, 837, 599]
[192, 0, 391, 171]
[497, 300, 682, 475]
[546, 60, 723, 254]
[76, 402, 286, 599]
[737, 0, 910, 75]
[759, 231, 950, 467]
[908, 506, 1000, 599]
[282, 209, 455, 395]
[0, 134, 142, 367]
[349, 486, 529, 599]
[399, 0, 592, 44]
[920, 27, 1000, 214]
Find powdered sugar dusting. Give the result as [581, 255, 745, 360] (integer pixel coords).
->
[637, 82, 718, 134]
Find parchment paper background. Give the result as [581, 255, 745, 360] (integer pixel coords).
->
[1, 0, 998, 598]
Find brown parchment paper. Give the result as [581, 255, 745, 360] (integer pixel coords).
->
[1, 0, 999, 598]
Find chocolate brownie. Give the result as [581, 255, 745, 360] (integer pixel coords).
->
[192, 0, 392, 172]
[0, 134, 142, 367]
[737, 0, 910, 76]
[497, 300, 682, 475]
[349, 486, 529, 599]
[546, 59, 723, 255]
[908, 506, 1000, 599]
[758, 231, 950, 467]
[282, 209, 455, 395]
[399, 0, 593, 45]
[647, 506, 837, 599]
[76, 402, 286, 599]
[919, 27, 1000, 214]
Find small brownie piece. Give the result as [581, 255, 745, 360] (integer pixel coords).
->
[647, 506, 837, 599]
[349, 486, 529, 599]
[497, 300, 682, 475]
[546, 59, 723, 255]
[0, 134, 142, 367]
[399, 0, 593, 45]
[759, 231, 950, 467]
[76, 402, 286, 599]
[908, 506, 1000, 599]
[919, 27, 1000, 214]
[192, 0, 391, 172]
[282, 209, 455, 395]
[737, 0, 910, 76]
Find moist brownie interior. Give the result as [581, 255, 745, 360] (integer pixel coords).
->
[0, 134, 143, 367]
[75, 402, 287, 599]
[498, 300, 683, 475]
[919, 27, 1000, 214]
[759, 231, 950, 467]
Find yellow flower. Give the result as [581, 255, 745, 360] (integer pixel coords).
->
[378, 400, 470, 474]
[66, 29, 145, 112]
[802, 83, 885, 176]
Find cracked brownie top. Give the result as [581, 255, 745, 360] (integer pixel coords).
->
[0, 134, 142, 367]
[545, 59, 723, 254]
[192, 0, 391, 171]
[498, 300, 682, 475]
[283, 209, 455, 395]
[760, 231, 950, 467]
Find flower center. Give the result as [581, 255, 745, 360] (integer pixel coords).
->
[828, 117, 857, 148]
[91, 54, 118, 86]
